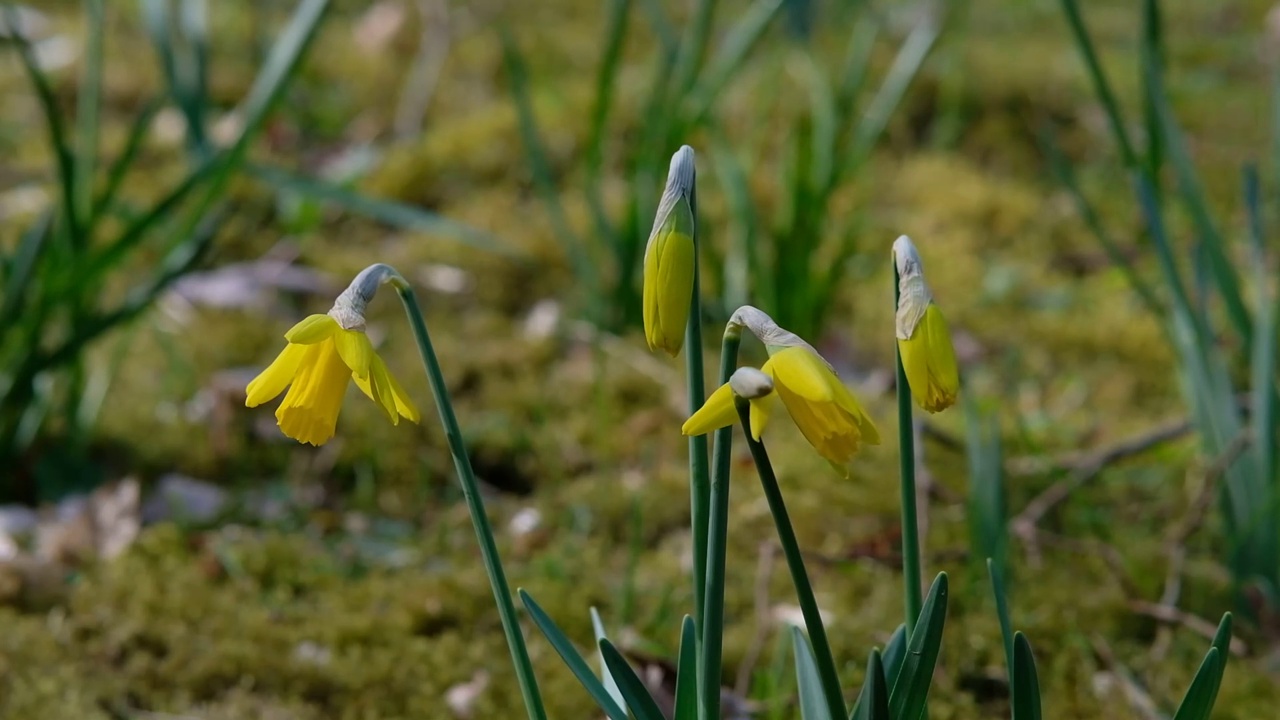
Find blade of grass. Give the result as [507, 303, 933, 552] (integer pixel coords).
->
[848, 12, 940, 166]
[1144, 62, 1252, 347]
[1171, 648, 1221, 720]
[599, 639, 667, 720]
[582, 0, 630, 255]
[5, 4, 79, 239]
[1057, 0, 1138, 168]
[1139, 0, 1164, 186]
[638, 0, 676, 57]
[247, 164, 513, 254]
[888, 573, 949, 720]
[1011, 632, 1043, 720]
[686, 0, 784, 125]
[590, 607, 627, 713]
[987, 559, 1015, 682]
[0, 213, 52, 336]
[92, 96, 164, 227]
[74, 0, 105, 232]
[1207, 613, 1233, 712]
[793, 627, 835, 720]
[967, 402, 1006, 581]
[882, 624, 908, 688]
[673, 615, 699, 720]
[849, 648, 890, 720]
[518, 591, 628, 720]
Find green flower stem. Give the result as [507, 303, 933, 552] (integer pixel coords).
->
[894, 266, 923, 636]
[738, 400, 846, 720]
[394, 282, 547, 720]
[687, 196, 710, 636]
[700, 327, 742, 719]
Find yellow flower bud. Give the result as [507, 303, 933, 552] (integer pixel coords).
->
[894, 236, 959, 413]
[642, 146, 697, 356]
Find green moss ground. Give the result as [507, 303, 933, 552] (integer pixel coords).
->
[2, 0, 1279, 717]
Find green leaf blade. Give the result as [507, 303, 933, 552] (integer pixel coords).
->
[518, 591, 628, 720]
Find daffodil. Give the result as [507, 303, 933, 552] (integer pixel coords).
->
[246, 272, 420, 445]
[642, 145, 697, 356]
[683, 306, 879, 473]
[894, 235, 959, 413]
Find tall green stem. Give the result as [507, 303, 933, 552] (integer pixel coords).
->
[700, 328, 741, 719]
[894, 267, 923, 635]
[394, 283, 547, 720]
[687, 195, 710, 636]
[738, 401, 846, 720]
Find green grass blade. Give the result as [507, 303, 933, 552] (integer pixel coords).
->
[1039, 128, 1162, 316]
[1143, 60, 1251, 345]
[247, 164, 513, 254]
[835, 18, 879, 123]
[179, 0, 210, 155]
[1171, 648, 1221, 720]
[709, 132, 758, 311]
[590, 607, 627, 714]
[670, 0, 718, 98]
[1011, 632, 1043, 720]
[517, 591, 627, 720]
[1207, 613, 1232, 712]
[687, 0, 784, 125]
[986, 559, 1015, 684]
[93, 96, 164, 227]
[888, 573, 949, 720]
[74, 0, 105, 231]
[1056, 0, 1137, 168]
[1139, 0, 1164, 184]
[638, 0, 676, 57]
[1245, 168, 1277, 485]
[599, 639, 667, 720]
[1134, 172, 1197, 325]
[966, 400, 1006, 581]
[792, 627, 835, 720]
[581, 0, 629, 256]
[882, 624, 908, 688]
[849, 648, 890, 720]
[849, 12, 940, 165]
[0, 213, 53, 335]
[4, 4, 79, 239]
[673, 615, 698, 720]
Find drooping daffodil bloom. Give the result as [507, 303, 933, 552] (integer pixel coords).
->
[642, 145, 697, 357]
[683, 306, 879, 475]
[246, 266, 420, 445]
[893, 235, 959, 413]
[683, 366, 775, 438]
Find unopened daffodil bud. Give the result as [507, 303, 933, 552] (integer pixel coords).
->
[642, 145, 697, 357]
[246, 264, 420, 445]
[686, 306, 880, 475]
[893, 235, 959, 413]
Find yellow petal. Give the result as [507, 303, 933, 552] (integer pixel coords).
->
[381, 363, 421, 423]
[284, 314, 339, 344]
[749, 393, 776, 441]
[682, 382, 738, 436]
[922, 304, 959, 412]
[275, 339, 350, 445]
[245, 342, 308, 407]
[333, 328, 373, 379]
[831, 379, 880, 445]
[765, 347, 833, 403]
[898, 333, 930, 410]
[644, 230, 694, 356]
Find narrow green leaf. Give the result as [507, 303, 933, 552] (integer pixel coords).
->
[0, 213, 53, 335]
[1143, 58, 1251, 346]
[590, 607, 626, 714]
[1245, 170, 1278, 486]
[882, 624, 908, 688]
[1206, 612, 1232, 712]
[686, 0, 784, 125]
[850, 649, 891, 720]
[834, 18, 879, 127]
[638, 0, 676, 57]
[792, 627, 834, 720]
[967, 399, 1006, 582]
[1172, 648, 1221, 720]
[92, 96, 164, 228]
[889, 573, 949, 720]
[580, 0, 629, 256]
[849, 13, 940, 165]
[1056, 0, 1137, 168]
[599, 639, 667, 720]
[1011, 632, 1043, 720]
[1139, 0, 1164, 184]
[672, 615, 698, 720]
[246, 164, 512, 254]
[4, 3, 79, 239]
[517, 592, 628, 720]
[987, 559, 1015, 684]
[74, 0, 105, 232]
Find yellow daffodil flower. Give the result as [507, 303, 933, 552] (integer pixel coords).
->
[683, 306, 879, 474]
[642, 145, 697, 356]
[894, 235, 959, 413]
[682, 367, 774, 437]
[246, 313, 419, 446]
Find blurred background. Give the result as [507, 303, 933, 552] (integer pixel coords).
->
[0, 0, 1278, 717]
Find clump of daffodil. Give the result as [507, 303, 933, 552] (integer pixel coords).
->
[245, 264, 420, 445]
[642, 145, 697, 357]
[683, 306, 879, 474]
[894, 235, 959, 413]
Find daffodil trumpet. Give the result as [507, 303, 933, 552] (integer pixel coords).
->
[893, 235, 959, 413]
[642, 145, 697, 357]
[245, 264, 420, 446]
[682, 306, 880, 475]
